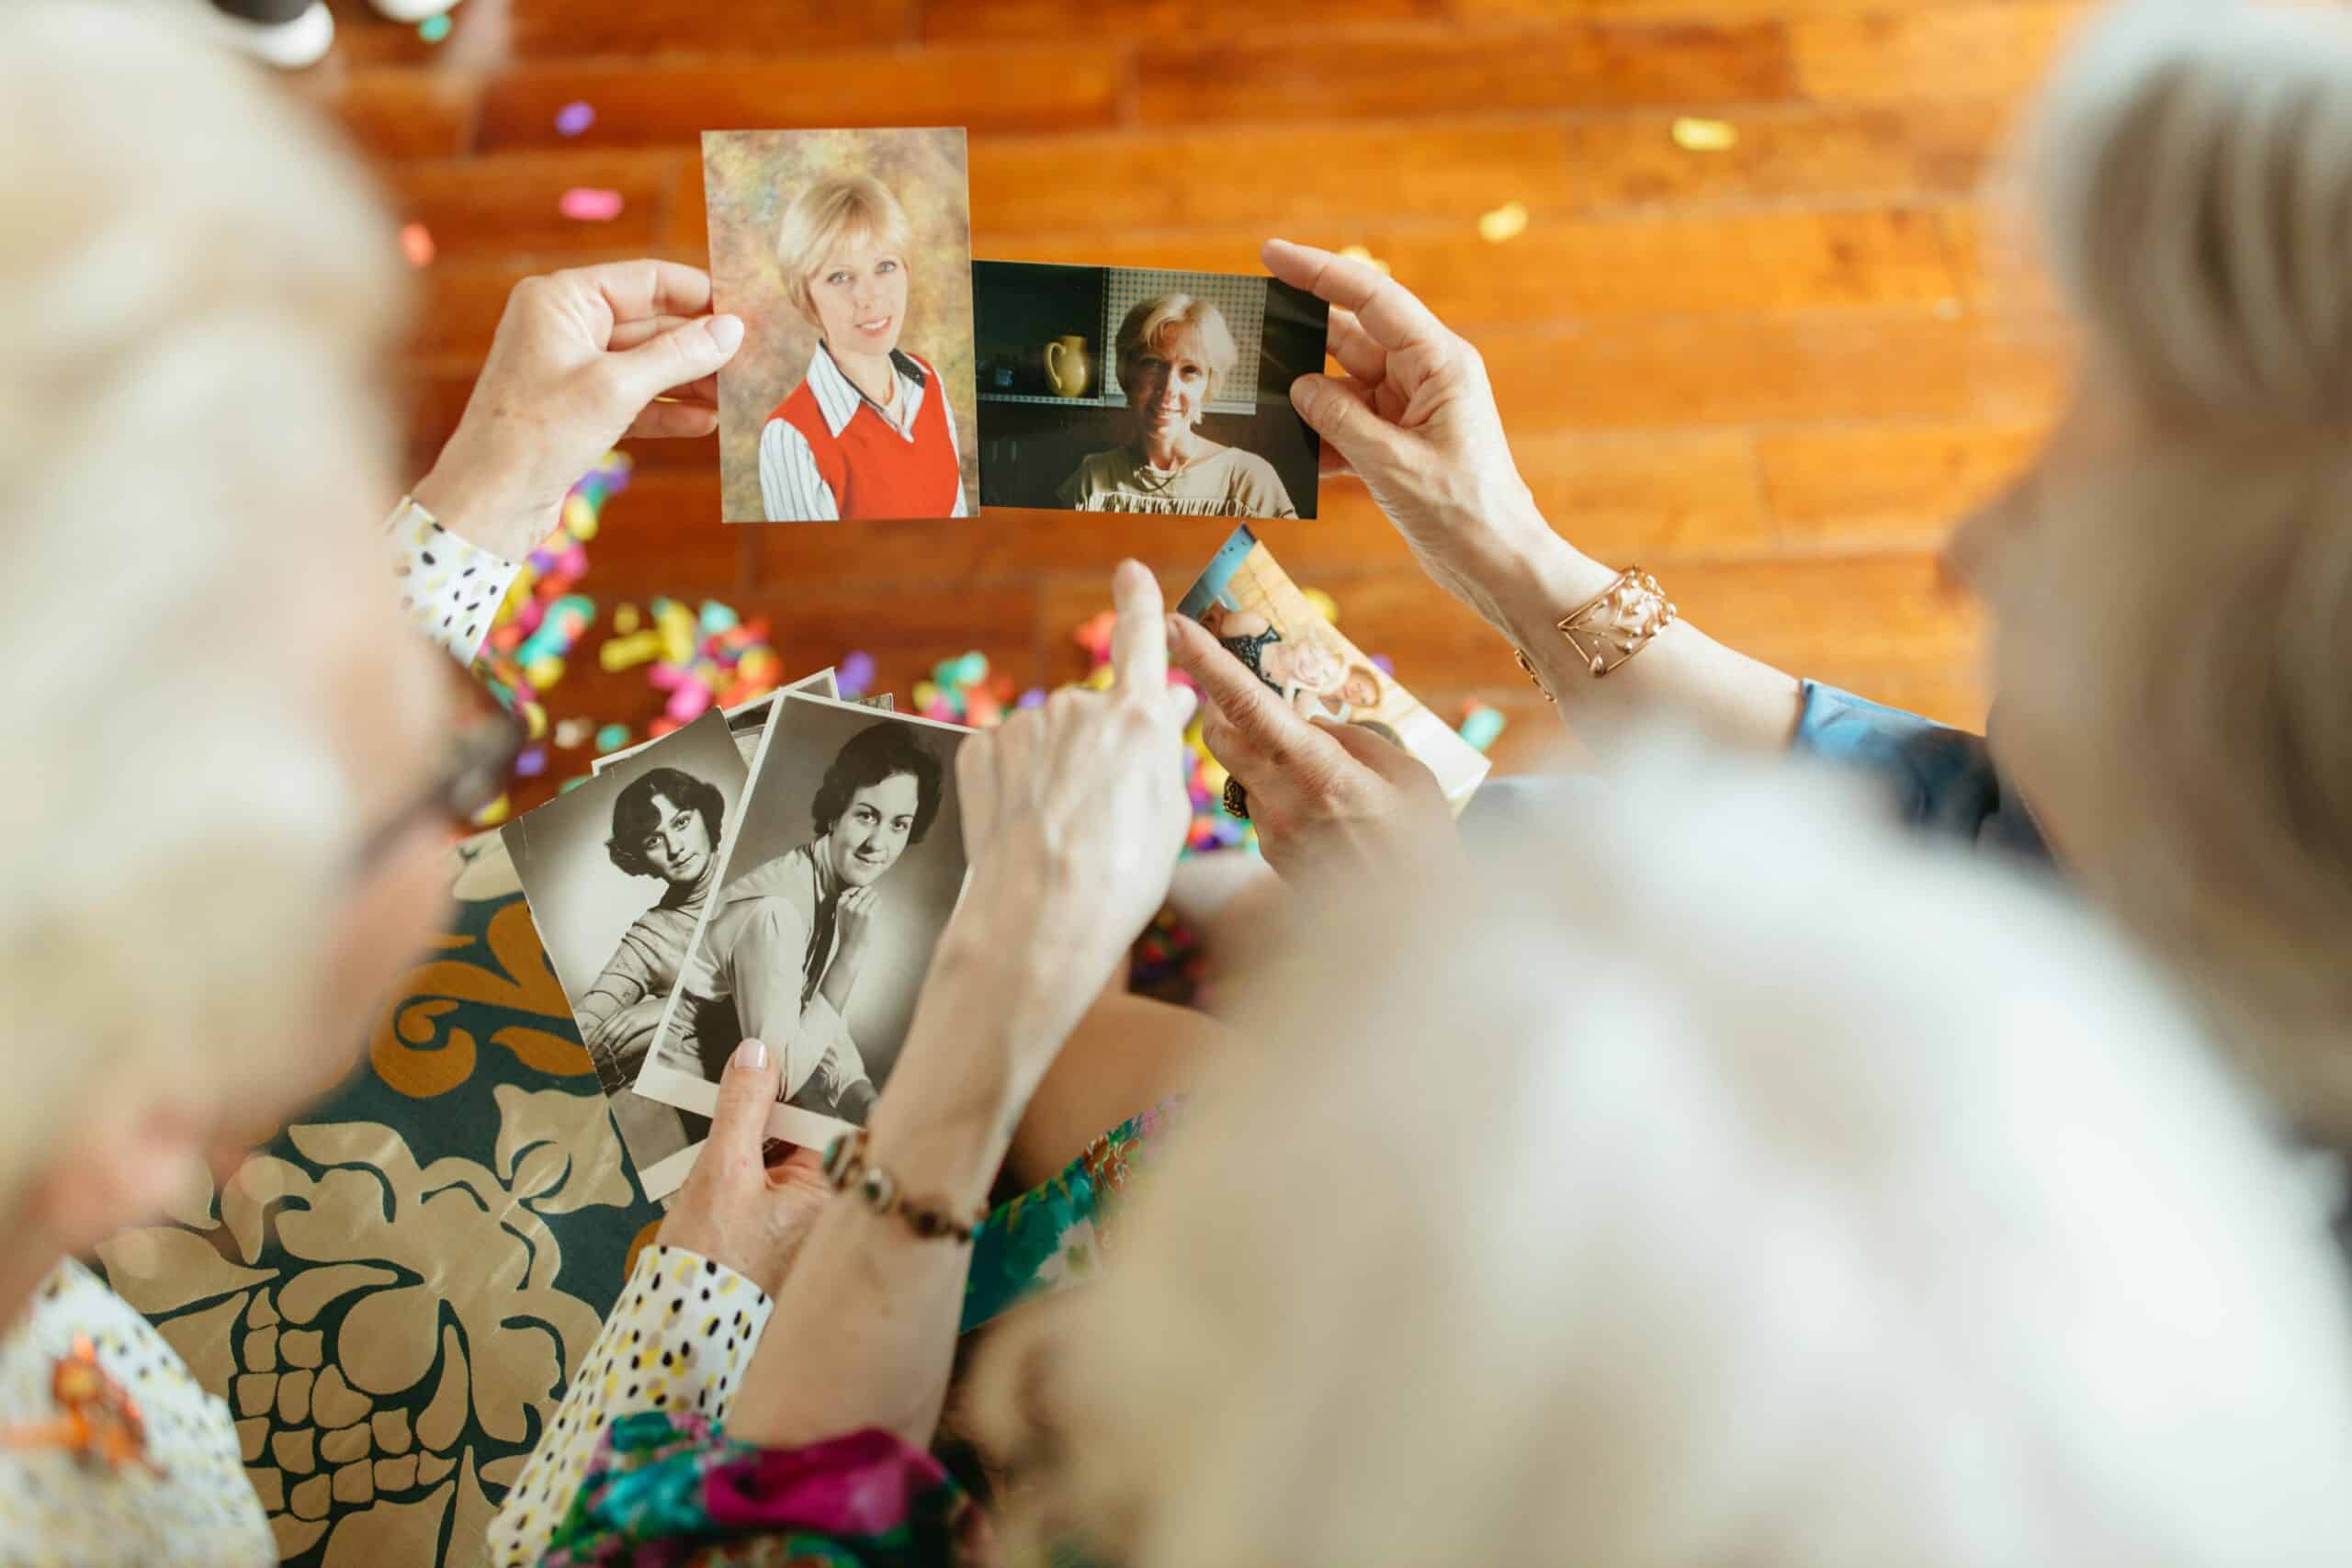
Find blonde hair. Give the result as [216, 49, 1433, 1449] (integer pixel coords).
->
[774, 175, 912, 328]
[2007, 0, 2352, 1131]
[976, 742, 2352, 1565]
[0, 5, 408, 1198]
[1115, 295, 1238, 403]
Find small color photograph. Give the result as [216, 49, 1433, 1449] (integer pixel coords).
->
[974, 261, 1326, 519]
[705, 128, 978, 524]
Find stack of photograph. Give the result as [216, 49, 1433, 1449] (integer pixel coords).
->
[504, 678, 967, 1199]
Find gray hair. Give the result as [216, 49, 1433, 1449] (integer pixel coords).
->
[2007, 0, 2352, 1130]
[0, 5, 410, 1195]
[977, 741, 2352, 1565]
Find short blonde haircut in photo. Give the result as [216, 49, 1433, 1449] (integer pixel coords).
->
[1115, 296, 1238, 404]
[774, 175, 913, 329]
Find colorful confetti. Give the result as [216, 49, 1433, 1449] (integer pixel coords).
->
[554, 101, 596, 137]
[399, 222, 435, 268]
[417, 12, 451, 43]
[1458, 702, 1507, 753]
[558, 186, 626, 222]
[1476, 201, 1530, 244]
[1671, 117, 1739, 152]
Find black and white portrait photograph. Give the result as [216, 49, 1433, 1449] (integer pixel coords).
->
[634, 694, 970, 1148]
[974, 261, 1328, 519]
[502, 708, 750, 1198]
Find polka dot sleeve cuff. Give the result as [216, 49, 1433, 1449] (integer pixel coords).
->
[384, 496, 521, 668]
[484, 1245, 773, 1568]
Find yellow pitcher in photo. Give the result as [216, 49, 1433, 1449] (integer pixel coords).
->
[1044, 333, 1090, 398]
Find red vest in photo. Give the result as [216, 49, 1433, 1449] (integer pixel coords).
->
[768, 353, 964, 522]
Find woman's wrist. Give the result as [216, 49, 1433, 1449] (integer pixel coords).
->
[409, 434, 537, 566]
[1476, 517, 1624, 655]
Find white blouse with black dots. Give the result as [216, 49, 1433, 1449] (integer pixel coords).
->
[485, 1245, 774, 1566]
[384, 495, 524, 667]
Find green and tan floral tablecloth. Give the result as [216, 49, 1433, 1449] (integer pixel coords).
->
[95, 831, 660, 1566]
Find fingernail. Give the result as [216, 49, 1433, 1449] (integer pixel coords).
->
[707, 313, 745, 354]
[731, 1037, 768, 1071]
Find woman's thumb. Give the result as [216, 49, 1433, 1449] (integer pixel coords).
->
[709, 1037, 781, 1154]
[612, 313, 743, 405]
[1289, 373, 1396, 460]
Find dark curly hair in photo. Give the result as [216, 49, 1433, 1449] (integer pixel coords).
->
[812, 721, 945, 845]
[605, 767, 729, 879]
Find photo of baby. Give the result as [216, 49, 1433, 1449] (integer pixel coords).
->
[1180, 525, 1490, 811]
[704, 129, 978, 525]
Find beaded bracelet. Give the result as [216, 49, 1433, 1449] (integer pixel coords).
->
[820, 1128, 986, 1245]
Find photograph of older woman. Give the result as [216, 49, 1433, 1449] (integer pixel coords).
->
[1200, 600, 1381, 720]
[644, 697, 969, 1134]
[973, 261, 1326, 517]
[1058, 295, 1299, 519]
[703, 130, 978, 524]
[500, 709, 750, 1190]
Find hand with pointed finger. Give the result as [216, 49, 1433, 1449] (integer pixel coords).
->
[655, 1038, 834, 1299]
[1261, 238, 1560, 630]
[1168, 611, 1455, 884]
[951, 559, 1194, 1065]
[410, 259, 744, 562]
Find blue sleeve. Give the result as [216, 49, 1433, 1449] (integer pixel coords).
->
[1791, 682, 2052, 863]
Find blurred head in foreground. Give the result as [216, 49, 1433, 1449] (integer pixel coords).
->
[978, 739, 2352, 1567]
[1948, 0, 2352, 1129]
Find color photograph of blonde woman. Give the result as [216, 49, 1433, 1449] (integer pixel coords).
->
[703, 129, 978, 524]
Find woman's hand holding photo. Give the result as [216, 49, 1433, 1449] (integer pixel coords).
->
[411, 259, 746, 562]
[1170, 609, 1455, 886]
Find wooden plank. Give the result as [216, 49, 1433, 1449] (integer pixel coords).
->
[1476, 308, 2069, 429]
[475, 50, 1127, 152]
[1941, 207, 2068, 317]
[1656, 552, 1983, 696]
[968, 123, 1578, 235]
[298, 69, 481, 162]
[1559, 99, 2012, 210]
[1457, 0, 2037, 17]
[978, 207, 1962, 323]
[387, 152, 680, 259]
[923, 0, 1441, 43]
[503, 0, 916, 62]
[1791, 3, 2096, 106]
[569, 431, 1764, 591]
[1136, 20, 1797, 125]
[1756, 419, 2047, 546]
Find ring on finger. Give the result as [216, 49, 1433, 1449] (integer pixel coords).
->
[1221, 776, 1250, 820]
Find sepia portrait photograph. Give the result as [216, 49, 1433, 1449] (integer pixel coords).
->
[705, 128, 978, 525]
[975, 261, 1326, 519]
[502, 708, 750, 1197]
[635, 694, 970, 1148]
[1181, 525, 1489, 810]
